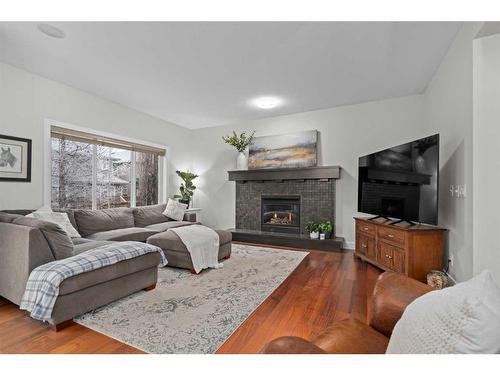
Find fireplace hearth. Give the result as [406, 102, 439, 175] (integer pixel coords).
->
[261, 195, 300, 234]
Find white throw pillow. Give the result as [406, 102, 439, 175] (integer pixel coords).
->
[386, 270, 500, 354]
[163, 198, 188, 221]
[29, 208, 81, 238]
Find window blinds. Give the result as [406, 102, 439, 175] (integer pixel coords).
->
[50, 126, 166, 156]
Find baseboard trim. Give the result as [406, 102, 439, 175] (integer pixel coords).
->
[343, 240, 355, 250]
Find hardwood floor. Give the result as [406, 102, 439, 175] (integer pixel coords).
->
[0, 246, 381, 354]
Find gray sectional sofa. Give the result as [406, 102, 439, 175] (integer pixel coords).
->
[0, 203, 200, 330]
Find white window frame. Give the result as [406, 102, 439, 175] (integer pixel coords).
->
[43, 119, 168, 209]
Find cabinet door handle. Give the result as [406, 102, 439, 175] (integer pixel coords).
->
[363, 227, 369, 231]
[362, 244, 367, 248]
[387, 234, 394, 238]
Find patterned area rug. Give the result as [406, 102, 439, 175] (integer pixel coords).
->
[75, 244, 308, 354]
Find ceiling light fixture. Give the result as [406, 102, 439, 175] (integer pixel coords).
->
[37, 23, 66, 39]
[251, 96, 283, 109]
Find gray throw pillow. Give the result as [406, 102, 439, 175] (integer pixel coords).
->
[12, 216, 74, 260]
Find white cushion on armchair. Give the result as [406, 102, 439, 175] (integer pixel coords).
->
[386, 270, 500, 354]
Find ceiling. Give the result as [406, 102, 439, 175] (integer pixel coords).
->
[0, 22, 461, 129]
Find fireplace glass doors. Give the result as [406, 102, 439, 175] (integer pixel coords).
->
[261, 195, 301, 234]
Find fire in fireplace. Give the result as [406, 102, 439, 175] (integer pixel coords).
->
[261, 195, 301, 234]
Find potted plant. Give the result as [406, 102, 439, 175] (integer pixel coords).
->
[305, 221, 319, 239]
[222, 131, 255, 170]
[173, 170, 199, 208]
[318, 221, 333, 240]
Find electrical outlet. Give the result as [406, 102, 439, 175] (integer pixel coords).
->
[457, 185, 466, 198]
[449, 185, 454, 197]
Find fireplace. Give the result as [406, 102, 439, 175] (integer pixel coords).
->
[261, 195, 301, 234]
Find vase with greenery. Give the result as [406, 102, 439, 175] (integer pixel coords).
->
[317, 220, 333, 240]
[222, 131, 255, 170]
[173, 170, 199, 208]
[305, 221, 320, 239]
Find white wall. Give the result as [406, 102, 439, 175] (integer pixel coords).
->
[0, 62, 192, 210]
[423, 23, 482, 282]
[473, 33, 500, 284]
[191, 95, 426, 248]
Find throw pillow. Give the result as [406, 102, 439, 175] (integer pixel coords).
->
[163, 198, 187, 221]
[386, 270, 500, 354]
[29, 207, 81, 238]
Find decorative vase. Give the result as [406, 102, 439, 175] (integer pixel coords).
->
[321, 231, 332, 240]
[319, 233, 325, 240]
[179, 199, 190, 209]
[310, 231, 319, 239]
[236, 151, 248, 170]
[414, 155, 425, 173]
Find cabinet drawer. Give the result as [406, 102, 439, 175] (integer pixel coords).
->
[377, 242, 405, 273]
[378, 226, 405, 246]
[356, 221, 376, 237]
[356, 234, 376, 259]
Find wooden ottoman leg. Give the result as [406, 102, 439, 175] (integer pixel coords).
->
[143, 284, 156, 291]
[52, 319, 74, 332]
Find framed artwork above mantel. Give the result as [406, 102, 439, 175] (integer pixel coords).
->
[0, 134, 32, 182]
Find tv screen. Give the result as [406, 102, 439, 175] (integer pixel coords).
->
[357, 134, 439, 225]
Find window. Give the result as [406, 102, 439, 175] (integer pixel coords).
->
[50, 125, 165, 210]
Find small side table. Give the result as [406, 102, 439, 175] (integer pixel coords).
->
[185, 207, 201, 222]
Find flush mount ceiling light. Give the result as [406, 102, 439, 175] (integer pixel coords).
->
[37, 23, 66, 39]
[251, 96, 283, 109]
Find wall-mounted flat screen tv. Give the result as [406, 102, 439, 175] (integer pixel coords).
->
[357, 134, 439, 225]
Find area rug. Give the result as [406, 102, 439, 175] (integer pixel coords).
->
[75, 244, 308, 354]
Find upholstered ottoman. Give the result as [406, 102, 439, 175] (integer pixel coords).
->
[146, 229, 232, 273]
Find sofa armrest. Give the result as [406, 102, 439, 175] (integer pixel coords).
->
[0, 223, 54, 305]
[260, 336, 327, 354]
[369, 272, 433, 337]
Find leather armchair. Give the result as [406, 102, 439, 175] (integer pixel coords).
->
[260, 272, 433, 354]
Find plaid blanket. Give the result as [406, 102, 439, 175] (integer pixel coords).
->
[20, 241, 166, 322]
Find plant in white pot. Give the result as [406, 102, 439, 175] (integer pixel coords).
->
[222, 131, 255, 170]
[306, 222, 319, 239]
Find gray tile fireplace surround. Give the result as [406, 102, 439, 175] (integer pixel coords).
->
[235, 179, 335, 235]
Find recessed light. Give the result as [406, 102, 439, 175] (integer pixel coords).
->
[37, 23, 66, 39]
[251, 96, 283, 109]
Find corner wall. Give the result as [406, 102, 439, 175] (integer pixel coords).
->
[423, 23, 482, 282]
[473, 33, 500, 284]
[0, 62, 192, 210]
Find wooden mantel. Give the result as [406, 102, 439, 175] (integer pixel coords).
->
[228, 166, 341, 182]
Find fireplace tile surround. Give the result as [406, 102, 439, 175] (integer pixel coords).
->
[235, 179, 336, 235]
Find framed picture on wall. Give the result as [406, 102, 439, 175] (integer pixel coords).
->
[0, 134, 32, 182]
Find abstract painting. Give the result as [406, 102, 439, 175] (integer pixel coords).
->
[248, 130, 318, 169]
[0, 134, 32, 182]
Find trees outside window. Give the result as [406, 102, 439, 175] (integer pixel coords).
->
[51, 136, 160, 210]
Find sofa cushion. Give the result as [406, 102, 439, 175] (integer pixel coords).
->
[0, 212, 23, 223]
[12, 216, 74, 260]
[86, 227, 159, 242]
[147, 229, 231, 252]
[387, 270, 500, 354]
[133, 203, 170, 227]
[144, 220, 196, 232]
[74, 208, 135, 237]
[73, 239, 113, 255]
[59, 253, 161, 295]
